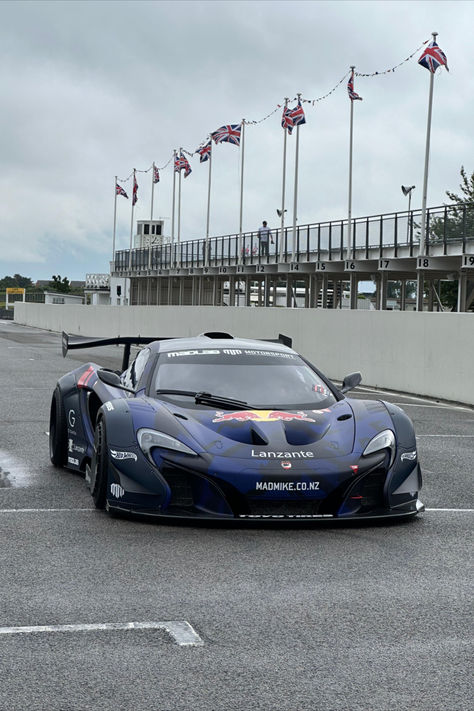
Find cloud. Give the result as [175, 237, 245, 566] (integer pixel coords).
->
[0, 0, 471, 280]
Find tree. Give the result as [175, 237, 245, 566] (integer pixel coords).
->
[0, 274, 33, 290]
[49, 275, 71, 293]
[428, 166, 474, 245]
[445, 166, 474, 207]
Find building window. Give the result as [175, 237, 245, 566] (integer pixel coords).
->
[144, 224, 150, 235]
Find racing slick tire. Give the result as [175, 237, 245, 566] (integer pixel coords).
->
[49, 386, 68, 467]
[90, 419, 109, 509]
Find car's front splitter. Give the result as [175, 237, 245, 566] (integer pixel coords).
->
[106, 499, 425, 524]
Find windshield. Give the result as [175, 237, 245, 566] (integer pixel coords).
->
[153, 348, 337, 409]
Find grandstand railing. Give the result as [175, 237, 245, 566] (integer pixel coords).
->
[113, 203, 473, 273]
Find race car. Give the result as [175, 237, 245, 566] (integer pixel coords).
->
[49, 331, 424, 522]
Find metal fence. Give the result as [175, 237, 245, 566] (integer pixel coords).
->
[114, 203, 474, 272]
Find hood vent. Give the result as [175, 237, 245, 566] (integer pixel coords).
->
[214, 422, 268, 445]
[283, 421, 331, 446]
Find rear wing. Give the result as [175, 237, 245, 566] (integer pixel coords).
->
[62, 332, 166, 371]
[62, 331, 293, 372]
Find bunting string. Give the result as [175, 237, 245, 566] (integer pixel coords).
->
[355, 39, 429, 76]
[246, 105, 281, 125]
[114, 38, 433, 182]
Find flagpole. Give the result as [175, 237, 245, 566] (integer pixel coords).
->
[177, 148, 182, 269]
[238, 119, 245, 264]
[148, 162, 156, 269]
[128, 168, 136, 270]
[171, 150, 176, 265]
[112, 175, 118, 263]
[279, 98, 289, 262]
[420, 32, 438, 256]
[347, 67, 355, 260]
[205, 142, 212, 267]
[291, 93, 302, 262]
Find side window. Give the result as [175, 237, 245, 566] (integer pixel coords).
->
[121, 348, 151, 390]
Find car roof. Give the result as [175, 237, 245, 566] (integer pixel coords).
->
[150, 335, 296, 355]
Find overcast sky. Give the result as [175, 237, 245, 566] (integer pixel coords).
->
[0, 0, 472, 282]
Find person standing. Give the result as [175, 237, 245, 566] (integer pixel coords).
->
[257, 220, 273, 257]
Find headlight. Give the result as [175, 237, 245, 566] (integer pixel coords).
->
[362, 429, 396, 467]
[137, 428, 197, 462]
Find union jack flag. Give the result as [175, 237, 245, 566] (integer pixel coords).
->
[175, 152, 192, 178]
[132, 175, 138, 205]
[289, 101, 306, 126]
[196, 140, 212, 163]
[281, 106, 294, 134]
[347, 70, 363, 101]
[211, 124, 241, 146]
[418, 40, 449, 73]
[153, 165, 160, 183]
[182, 153, 192, 178]
[115, 183, 128, 199]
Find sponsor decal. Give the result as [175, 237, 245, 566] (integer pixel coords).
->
[68, 438, 86, 454]
[77, 366, 95, 389]
[68, 409, 76, 428]
[251, 449, 314, 459]
[67, 456, 79, 466]
[213, 410, 316, 423]
[281, 461, 292, 470]
[241, 350, 295, 359]
[256, 481, 319, 492]
[239, 513, 332, 519]
[401, 451, 417, 461]
[167, 349, 220, 358]
[313, 384, 329, 395]
[166, 349, 295, 360]
[105, 402, 114, 411]
[110, 449, 137, 462]
[351, 465, 359, 474]
[110, 483, 125, 498]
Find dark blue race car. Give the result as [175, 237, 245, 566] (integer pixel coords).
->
[49, 331, 424, 523]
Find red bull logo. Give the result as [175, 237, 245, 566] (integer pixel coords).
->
[212, 410, 316, 423]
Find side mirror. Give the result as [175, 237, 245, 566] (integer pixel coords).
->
[97, 369, 135, 393]
[340, 371, 362, 394]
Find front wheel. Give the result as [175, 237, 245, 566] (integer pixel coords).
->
[89, 419, 108, 509]
[49, 387, 67, 467]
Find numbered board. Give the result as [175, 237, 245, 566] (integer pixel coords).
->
[462, 255, 474, 268]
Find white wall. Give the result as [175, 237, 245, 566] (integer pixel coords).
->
[13, 303, 474, 405]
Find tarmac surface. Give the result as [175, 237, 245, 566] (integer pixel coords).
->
[0, 320, 472, 711]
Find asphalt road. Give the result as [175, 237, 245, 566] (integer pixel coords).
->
[0, 320, 472, 711]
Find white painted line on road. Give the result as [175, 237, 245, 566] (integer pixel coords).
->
[0, 620, 204, 646]
[355, 387, 472, 411]
[426, 508, 474, 513]
[416, 434, 474, 438]
[0, 508, 95, 513]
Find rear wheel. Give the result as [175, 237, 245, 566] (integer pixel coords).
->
[90, 419, 108, 509]
[49, 387, 67, 467]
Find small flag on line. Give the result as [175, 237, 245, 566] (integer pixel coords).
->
[153, 165, 160, 183]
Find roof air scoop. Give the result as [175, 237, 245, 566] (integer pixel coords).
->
[201, 331, 234, 339]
